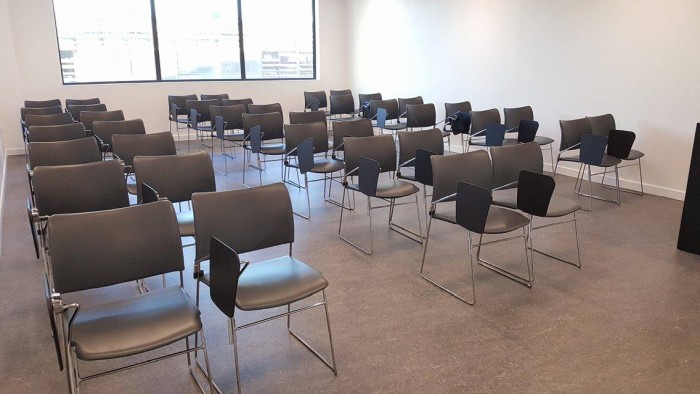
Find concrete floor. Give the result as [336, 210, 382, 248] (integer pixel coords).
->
[1, 146, 699, 393]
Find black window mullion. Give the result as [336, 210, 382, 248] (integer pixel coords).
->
[237, 0, 246, 79]
[149, 0, 162, 80]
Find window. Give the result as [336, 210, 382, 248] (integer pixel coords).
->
[52, 0, 316, 84]
[53, 0, 157, 83]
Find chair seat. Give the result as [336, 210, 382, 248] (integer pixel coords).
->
[397, 173, 416, 182]
[177, 210, 195, 237]
[260, 143, 286, 155]
[382, 123, 407, 131]
[310, 158, 345, 174]
[624, 149, 644, 160]
[534, 136, 554, 145]
[492, 188, 581, 217]
[484, 206, 530, 234]
[348, 180, 419, 199]
[202, 256, 328, 311]
[71, 287, 201, 361]
[502, 138, 520, 146]
[563, 154, 622, 167]
[221, 133, 244, 142]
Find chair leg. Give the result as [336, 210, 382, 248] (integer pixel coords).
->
[287, 290, 339, 374]
[588, 164, 593, 211]
[229, 317, 243, 394]
[549, 143, 555, 174]
[338, 188, 373, 254]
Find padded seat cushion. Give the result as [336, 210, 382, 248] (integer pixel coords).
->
[71, 287, 201, 361]
[348, 180, 419, 199]
[492, 188, 581, 217]
[260, 143, 285, 155]
[203, 256, 328, 311]
[431, 206, 529, 234]
[177, 210, 195, 237]
[311, 158, 345, 174]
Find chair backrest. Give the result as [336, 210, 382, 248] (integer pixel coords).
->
[29, 137, 102, 170]
[607, 129, 636, 159]
[201, 93, 229, 105]
[517, 170, 555, 217]
[559, 117, 592, 150]
[456, 182, 492, 234]
[485, 123, 507, 147]
[24, 112, 75, 127]
[168, 94, 198, 117]
[93, 118, 146, 152]
[370, 99, 399, 121]
[47, 200, 183, 294]
[65, 98, 100, 106]
[343, 134, 396, 174]
[504, 106, 534, 132]
[359, 93, 382, 118]
[329, 94, 355, 116]
[242, 112, 284, 141]
[24, 99, 62, 109]
[186, 99, 218, 123]
[332, 119, 374, 151]
[112, 132, 177, 168]
[289, 110, 327, 126]
[209, 237, 242, 318]
[304, 91, 328, 109]
[33, 160, 130, 217]
[406, 103, 436, 128]
[470, 109, 501, 136]
[444, 101, 472, 118]
[20, 106, 63, 121]
[398, 96, 424, 117]
[580, 134, 608, 165]
[490, 142, 544, 189]
[133, 151, 216, 204]
[284, 122, 329, 155]
[81, 110, 125, 131]
[431, 150, 492, 202]
[192, 183, 294, 261]
[221, 98, 253, 113]
[397, 128, 444, 166]
[330, 89, 352, 96]
[66, 103, 107, 122]
[588, 113, 616, 137]
[517, 120, 540, 143]
[248, 103, 283, 115]
[210, 104, 245, 131]
[27, 123, 86, 143]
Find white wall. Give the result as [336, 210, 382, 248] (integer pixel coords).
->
[0, 0, 349, 154]
[347, 0, 700, 199]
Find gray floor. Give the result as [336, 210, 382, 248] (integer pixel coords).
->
[2, 146, 700, 393]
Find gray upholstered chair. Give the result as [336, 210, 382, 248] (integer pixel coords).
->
[331, 118, 374, 160]
[186, 99, 218, 153]
[329, 93, 356, 121]
[28, 138, 101, 171]
[574, 133, 625, 211]
[65, 103, 106, 122]
[304, 90, 328, 111]
[289, 110, 327, 127]
[210, 104, 246, 175]
[504, 106, 555, 172]
[200, 93, 229, 104]
[555, 117, 591, 175]
[370, 99, 406, 136]
[46, 200, 214, 393]
[192, 183, 337, 393]
[112, 132, 177, 194]
[21, 105, 63, 122]
[358, 93, 382, 119]
[406, 103, 437, 130]
[466, 108, 501, 151]
[24, 99, 62, 108]
[168, 94, 197, 147]
[24, 112, 75, 128]
[284, 122, 345, 218]
[588, 114, 645, 195]
[338, 135, 423, 254]
[221, 98, 253, 113]
[27, 123, 87, 143]
[444, 101, 472, 152]
[80, 109, 124, 133]
[92, 118, 146, 154]
[241, 112, 286, 187]
[398, 96, 424, 121]
[420, 151, 493, 303]
[248, 103, 283, 115]
[65, 98, 100, 106]
[133, 151, 216, 240]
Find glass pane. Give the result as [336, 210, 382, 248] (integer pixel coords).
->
[241, 0, 314, 79]
[53, 0, 157, 83]
[154, 0, 241, 80]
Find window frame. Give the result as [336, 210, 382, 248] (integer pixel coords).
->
[51, 0, 317, 85]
